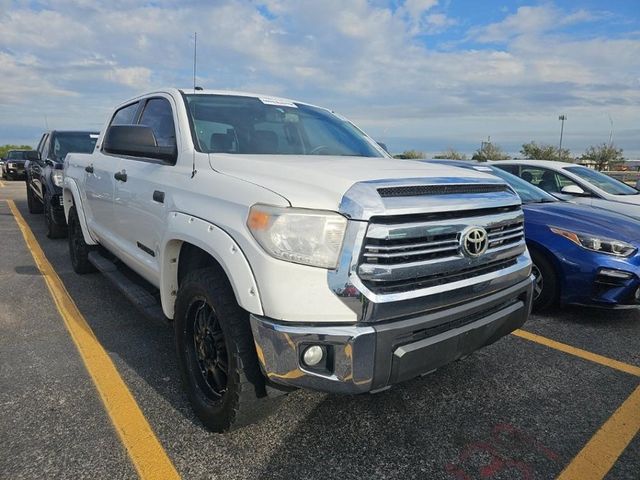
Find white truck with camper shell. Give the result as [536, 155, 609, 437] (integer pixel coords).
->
[63, 88, 534, 431]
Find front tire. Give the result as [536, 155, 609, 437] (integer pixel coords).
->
[174, 268, 277, 432]
[26, 182, 44, 214]
[44, 193, 67, 238]
[530, 250, 559, 312]
[68, 206, 95, 274]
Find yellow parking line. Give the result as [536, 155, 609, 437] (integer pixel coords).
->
[6, 200, 180, 480]
[0, 180, 5, 187]
[557, 384, 640, 480]
[512, 329, 640, 377]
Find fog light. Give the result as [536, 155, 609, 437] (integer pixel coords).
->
[302, 345, 324, 367]
[599, 268, 633, 280]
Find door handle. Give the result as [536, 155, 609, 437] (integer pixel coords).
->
[114, 170, 127, 182]
[153, 190, 165, 203]
[85, 164, 94, 174]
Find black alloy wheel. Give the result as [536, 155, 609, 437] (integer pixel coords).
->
[187, 298, 229, 401]
[532, 263, 544, 301]
[530, 250, 559, 312]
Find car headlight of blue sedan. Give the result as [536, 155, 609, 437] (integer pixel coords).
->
[550, 227, 636, 257]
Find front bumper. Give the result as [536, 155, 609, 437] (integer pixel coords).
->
[588, 267, 640, 309]
[6, 166, 26, 178]
[250, 277, 533, 394]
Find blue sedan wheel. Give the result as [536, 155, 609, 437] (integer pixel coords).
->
[530, 251, 559, 312]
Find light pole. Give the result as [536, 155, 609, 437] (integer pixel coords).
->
[558, 114, 567, 154]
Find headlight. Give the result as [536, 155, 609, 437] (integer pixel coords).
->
[247, 204, 348, 269]
[550, 227, 636, 257]
[51, 170, 64, 187]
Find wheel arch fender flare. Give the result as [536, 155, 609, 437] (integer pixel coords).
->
[160, 212, 263, 319]
[62, 178, 98, 245]
[526, 239, 564, 293]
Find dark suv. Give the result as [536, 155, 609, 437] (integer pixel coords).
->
[26, 130, 99, 237]
[2, 150, 31, 180]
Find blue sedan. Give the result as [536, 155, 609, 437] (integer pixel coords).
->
[427, 160, 640, 311]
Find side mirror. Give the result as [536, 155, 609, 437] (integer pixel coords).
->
[561, 185, 586, 196]
[103, 125, 177, 164]
[24, 150, 40, 161]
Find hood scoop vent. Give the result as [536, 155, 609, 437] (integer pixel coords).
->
[377, 184, 508, 198]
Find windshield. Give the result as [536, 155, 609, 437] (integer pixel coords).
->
[7, 151, 27, 160]
[51, 132, 99, 162]
[565, 166, 638, 195]
[183, 94, 383, 157]
[473, 165, 558, 204]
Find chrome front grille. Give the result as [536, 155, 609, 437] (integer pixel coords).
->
[358, 208, 526, 295]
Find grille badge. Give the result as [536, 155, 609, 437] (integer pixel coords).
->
[461, 227, 488, 257]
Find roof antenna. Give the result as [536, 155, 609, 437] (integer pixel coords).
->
[191, 31, 198, 178]
[193, 31, 197, 93]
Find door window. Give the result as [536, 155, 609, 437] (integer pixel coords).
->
[496, 164, 518, 175]
[519, 167, 581, 194]
[110, 102, 140, 126]
[138, 98, 176, 148]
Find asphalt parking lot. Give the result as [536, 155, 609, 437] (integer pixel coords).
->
[1, 178, 638, 480]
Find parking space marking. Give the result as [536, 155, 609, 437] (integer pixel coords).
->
[0, 180, 5, 187]
[6, 200, 180, 480]
[557, 385, 640, 480]
[512, 329, 640, 377]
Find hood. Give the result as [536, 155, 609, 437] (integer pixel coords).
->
[523, 201, 640, 244]
[609, 193, 640, 206]
[210, 154, 501, 211]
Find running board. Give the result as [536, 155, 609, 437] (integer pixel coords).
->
[88, 251, 167, 323]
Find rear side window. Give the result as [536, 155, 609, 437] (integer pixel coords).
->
[111, 102, 140, 126]
[138, 98, 176, 148]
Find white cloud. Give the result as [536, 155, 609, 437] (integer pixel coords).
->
[0, 1, 638, 156]
[469, 5, 599, 43]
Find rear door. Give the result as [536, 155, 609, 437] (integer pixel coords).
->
[111, 95, 179, 283]
[84, 102, 140, 240]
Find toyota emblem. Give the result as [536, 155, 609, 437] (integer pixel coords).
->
[461, 227, 488, 257]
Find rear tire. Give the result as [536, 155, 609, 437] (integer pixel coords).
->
[26, 182, 44, 214]
[174, 268, 278, 432]
[44, 193, 67, 238]
[530, 250, 559, 312]
[68, 206, 95, 274]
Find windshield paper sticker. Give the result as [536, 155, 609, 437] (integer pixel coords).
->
[259, 96, 297, 108]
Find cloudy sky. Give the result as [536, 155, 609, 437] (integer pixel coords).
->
[1, 0, 639, 157]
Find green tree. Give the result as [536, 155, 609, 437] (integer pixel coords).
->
[520, 141, 571, 161]
[0, 144, 32, 158]
[580, 143, 624, 171]
[433, 148, 467, 160]
[471, 142, 509, 162]
[394, 150, 426, 159]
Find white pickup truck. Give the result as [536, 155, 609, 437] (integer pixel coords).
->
[63, 88, 534, 431]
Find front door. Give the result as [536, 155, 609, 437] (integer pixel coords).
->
[111, 96, 180, 283]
